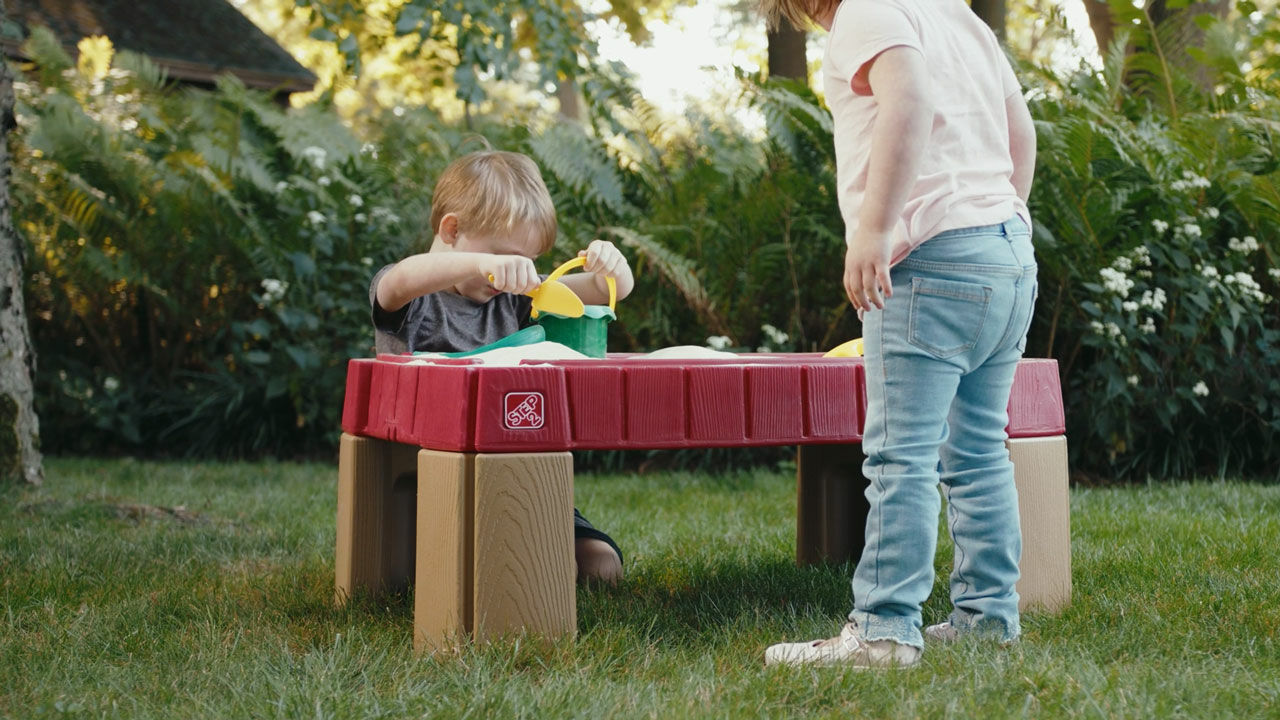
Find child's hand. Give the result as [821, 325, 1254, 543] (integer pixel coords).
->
[578, 240, 629, 280]
[480, 254, 541, 295]
[844, 233, 893, 311]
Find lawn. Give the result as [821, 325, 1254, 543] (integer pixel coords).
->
[2, 458, 1279, 719]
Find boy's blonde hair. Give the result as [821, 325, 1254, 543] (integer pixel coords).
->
[758, 0, 834, 31]
[430, 151, 557, 254]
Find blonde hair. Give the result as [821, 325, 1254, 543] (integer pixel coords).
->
[429, 151, 557, 254]
[758, 0, 834, 31]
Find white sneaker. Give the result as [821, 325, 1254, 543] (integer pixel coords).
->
[925, 620, 1019, 646]
[764, 623, 922, 668]
[924, 622, 960, 643]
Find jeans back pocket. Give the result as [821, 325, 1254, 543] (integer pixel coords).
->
[907, 277, 992, 359]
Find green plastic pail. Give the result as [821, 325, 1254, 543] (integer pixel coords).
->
[537, 305, 615, 358]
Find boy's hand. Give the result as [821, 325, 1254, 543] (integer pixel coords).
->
[578, 239, 629, 280]
[480, 254, 541, 295]
[844, 232, 892, 312]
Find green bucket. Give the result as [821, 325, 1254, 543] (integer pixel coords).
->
[537, 304, 615, 358]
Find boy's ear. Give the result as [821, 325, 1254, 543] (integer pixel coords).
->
[438, 213, 460, 245]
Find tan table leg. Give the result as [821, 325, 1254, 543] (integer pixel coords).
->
[414, 450, 576, 652]
[1009, 435, 1072, 612]
[796, 443, 869, 566]
[795, 437, 1073, 614]
[335, 433, 418, 605]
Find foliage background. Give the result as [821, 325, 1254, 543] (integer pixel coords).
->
[11, 2, 1280, 479]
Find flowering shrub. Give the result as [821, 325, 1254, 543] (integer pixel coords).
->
[1030, 54, 1280, 478]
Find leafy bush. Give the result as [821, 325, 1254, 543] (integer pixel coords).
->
[1026, 20, 1280, 479]
[15, 31, 415, 457]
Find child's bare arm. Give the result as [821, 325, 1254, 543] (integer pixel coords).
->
[558, 240, 635, 306]
[375, 252, 539, 312]
[1006, 92, 1036, 203]
[845, 45, 933, 311]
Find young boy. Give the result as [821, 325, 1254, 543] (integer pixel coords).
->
[370, 150, 635, 584]
[758, 0, 1038, 667]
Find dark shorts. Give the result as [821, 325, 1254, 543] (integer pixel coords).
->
[573, 507, 622, 565]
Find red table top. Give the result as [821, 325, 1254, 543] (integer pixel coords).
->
[341, 353, 1065, 453]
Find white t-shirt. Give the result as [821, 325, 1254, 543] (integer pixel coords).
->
[823, 0, 1029, 264]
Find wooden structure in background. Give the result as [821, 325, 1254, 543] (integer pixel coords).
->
[1, 0, 315, 98]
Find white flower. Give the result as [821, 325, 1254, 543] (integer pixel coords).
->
[1090, 320, 1105, 334]
[361, 142, 376, 155]
[1181, 171, 1211, 189]
[706, 335, 732, 350]
[260, 278, 289, 303]
[1204, 207, 1220, 219]
[1139, 317, 1157, 334]
[360, 256, 373, 266]
[370, 207, 400, 225]
[1192, 381, 1209, 397]
[354, 212, 367, 223]
[1200, 265, 1220, 279]
[1180, 223, 1202, 238]
[1269, 268, 1280, 281]
[1099, 267, 1134, 297]
[761, 323, 789, 346]
[1127, 375, 1139, 387]
[1151, 219, 1169, 234]
[1131, 245, 1152, 266]
[1105, 321, 1123, 339]
[1112, 256, 1133, 272]
[393, 106, 405, 117]
[1227, 236, 1259, 253]
[1122, 301, 1139, 312]
[103, 377, 120, 392]
[349, 194, 363, 207]
[1141, 288, 1167, 311]
[120, 117, 138, 132]
[318, 176, 331, 187]
[301, 146, 326, 169]
[306, 210, 326, 226]
[275, 181, 289, 193]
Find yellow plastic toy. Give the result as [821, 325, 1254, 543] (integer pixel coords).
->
[823, 338, 864, 358]
[534, 256, 618, 358]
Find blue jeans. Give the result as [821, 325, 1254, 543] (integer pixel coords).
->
[849, 216, 1037, 647]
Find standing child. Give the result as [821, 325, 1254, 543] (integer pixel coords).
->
[758, 0, 1038, 667]
[370, 150, 635, 584]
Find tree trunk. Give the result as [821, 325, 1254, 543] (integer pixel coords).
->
[767, 20, 807, 81]
[0, 1, 44, 486]
[970, 0, 1007, 42]
[1146, 0, 1231, 89]
[1082, 0, 1116, 58]
[555, 77, 581, 121]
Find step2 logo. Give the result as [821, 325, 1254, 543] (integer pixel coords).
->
[504, 392, 545, 430]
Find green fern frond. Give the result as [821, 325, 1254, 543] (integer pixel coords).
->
[601, 225, 729, 334]
[528, 123, 635, 218]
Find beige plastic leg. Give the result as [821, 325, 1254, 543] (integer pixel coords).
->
[796, 443, 869, 566]
[414, 450, 473, 653]
[472, 452, 576, 643]
[412, 450, 576, 652]
[335, 433, 418, 605]
[1009, 435, 1072, 612]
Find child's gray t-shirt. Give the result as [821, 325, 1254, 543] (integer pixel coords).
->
[369, 264, 533, 355]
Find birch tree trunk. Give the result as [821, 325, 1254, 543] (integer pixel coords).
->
[0, 0, 44, 486]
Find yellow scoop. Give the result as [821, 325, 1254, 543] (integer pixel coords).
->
[489, 274, 585, 318]
[824, 338, 864, 358]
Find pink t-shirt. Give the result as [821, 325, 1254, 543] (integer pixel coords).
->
[823, 0, 1029, 265]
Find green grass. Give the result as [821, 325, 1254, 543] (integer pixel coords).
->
[3, 459, 1279, 719]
